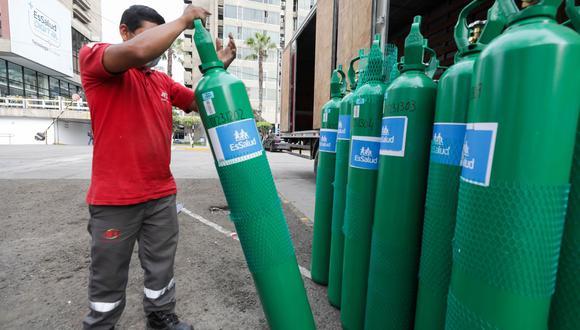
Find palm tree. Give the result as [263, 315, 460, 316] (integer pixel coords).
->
[162, 38, 185, 78]
[245, 32, 277, 115]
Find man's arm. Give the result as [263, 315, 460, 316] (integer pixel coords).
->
[103, 5, 210, 73]
[186, 34, 237, 112]
[187, 100, 200, 113]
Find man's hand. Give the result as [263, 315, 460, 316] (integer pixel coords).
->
[216, 33, 237, 69]
[180, 5, 211, 29]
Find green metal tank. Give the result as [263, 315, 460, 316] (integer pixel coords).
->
[341, 36, 386, 330]
[311, 65, 346, 285]
[191, 20, 315, 329]
[414, 2, 507, 329]
[364, 16, 438, 330]
[327, 54, 361, 307]
[549, 2, 580, 329]
[446, 0, 580, 328]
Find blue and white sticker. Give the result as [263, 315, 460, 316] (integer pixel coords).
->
[353, 105, 360, 118]
[202, 91, 216, 115]
[380, 116, 408, 157]
[350, 136, 381, 170]
[353, 98, 364, 118]
[208, 118, 263, 167]
[319, 129, 338, 153]
[337, 115, 351, 140]
[460, 122, 498, 187]
[430, 123, 467, 166]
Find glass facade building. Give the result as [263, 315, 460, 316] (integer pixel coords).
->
[0, 26, 89, 99]
[0, 58, 83, 99]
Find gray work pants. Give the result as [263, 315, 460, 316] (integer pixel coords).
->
[82, 194, 179, 330]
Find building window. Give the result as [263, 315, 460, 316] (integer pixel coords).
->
[37, 73, 49, 99]
[224, 5, 237, 19]
[0, 59, 7, 96]
[224, 24, 280, 46]
[249, 0, 281, 5]
[72, 28, 90, 75]
[7, 62, 24, 96]
[298, 0, 311, 10]
[218, 4, 224, 20]
[24, 68, 38, 98]
[0, 59, 83, 99]
[60, 80, 71, 97]
[49, 76, 60, 98]
[224, 5, 280, 25]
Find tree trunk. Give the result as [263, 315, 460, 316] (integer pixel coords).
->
[258, 51, 264, 115]
[167, 48, 174, 78]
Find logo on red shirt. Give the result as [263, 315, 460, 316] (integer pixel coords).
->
[103, 229, 121, 240]
[161, 91, 169, 102]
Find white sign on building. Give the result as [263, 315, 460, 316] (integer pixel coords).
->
[8, 0, 73, 77]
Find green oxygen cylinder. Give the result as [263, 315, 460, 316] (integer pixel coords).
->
[191, 20, 315, 329]
[550, 3, 580, 328]
[327, 54, 361, 308]
[341, 36, 386, 330]
[564, 0, 580, 31]
[364, 16, 438, 330]
[311, 65, 346, 285]
[413, 2, 507, 329]
[550, 129, 580, 330]
[445, 0, 580, 328]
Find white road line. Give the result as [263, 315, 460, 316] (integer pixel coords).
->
[180, 207, 239, 240]
[298, 266, 311, 279]
[180, 206, 312, 280]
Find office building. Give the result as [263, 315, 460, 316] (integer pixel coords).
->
[0, 0, 102, 145]
[183, 0, 314, 124]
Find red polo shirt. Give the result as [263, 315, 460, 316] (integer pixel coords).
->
[80, 43, 195, 205]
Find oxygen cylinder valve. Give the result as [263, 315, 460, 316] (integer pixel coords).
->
[193, 19, 224, 73]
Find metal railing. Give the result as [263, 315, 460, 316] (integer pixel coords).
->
[0, 133, 14, 144]
[0, 96, 89, 111]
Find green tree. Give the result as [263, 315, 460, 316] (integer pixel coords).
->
[256, 121, 273, 140]
[245, 32, 277, 116]
[172, 111, 204, 144]
[162, 38, 185, 78]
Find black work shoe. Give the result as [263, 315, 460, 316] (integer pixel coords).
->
[146, 311, 193, 330]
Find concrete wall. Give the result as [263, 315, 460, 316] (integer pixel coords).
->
[0, 0, 10, 39]
[0, 117, 90, 145]
[0, 108, 91, 121]
[0, 117, 55, 145]
[61, 0, 102, 41]
[56, 120, 91, 145]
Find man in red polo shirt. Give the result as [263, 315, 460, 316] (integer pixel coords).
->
[79, 4, 236, 330]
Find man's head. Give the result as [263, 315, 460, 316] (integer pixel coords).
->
[119, 5, 165, 41]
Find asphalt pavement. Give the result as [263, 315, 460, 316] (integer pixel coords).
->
[0, 145, 339, 329]
[0, 145, 317, 220]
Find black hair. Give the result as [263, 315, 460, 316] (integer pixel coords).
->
[120, 5, 165, 32]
